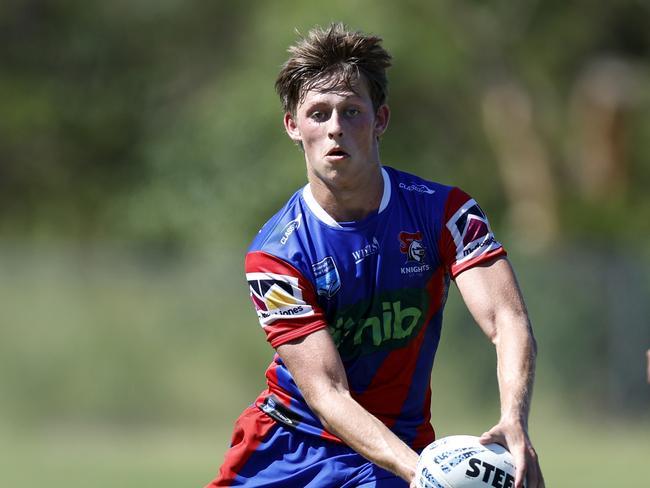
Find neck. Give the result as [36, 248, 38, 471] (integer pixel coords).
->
[309, 164, 384, 222]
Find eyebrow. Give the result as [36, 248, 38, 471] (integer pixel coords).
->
[304, 93, 364, 108]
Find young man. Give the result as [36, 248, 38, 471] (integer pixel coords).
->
[207, 23, 544, 488]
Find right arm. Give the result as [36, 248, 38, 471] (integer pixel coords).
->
[246, 250, 419, 484]
[276, 328, 419, 483]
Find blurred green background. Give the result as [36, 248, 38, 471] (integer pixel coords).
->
[1, 0, 649, 486]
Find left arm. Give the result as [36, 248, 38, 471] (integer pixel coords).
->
[455, 256, 544, 488]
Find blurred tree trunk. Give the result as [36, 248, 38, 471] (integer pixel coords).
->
[567, 57, 642, 202]
[445, 0, 559, 253]
[481, 80, 558, 253]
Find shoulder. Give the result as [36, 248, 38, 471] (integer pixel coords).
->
[248, 188, 305, 253]
[383, 166, 495, 222]
[246, 186, 317, 283]
[385, 166, 453, 199]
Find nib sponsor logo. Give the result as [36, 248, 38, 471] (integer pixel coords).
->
[331, 300, 422, 350]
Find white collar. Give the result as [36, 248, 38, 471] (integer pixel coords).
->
[302, 167, 392, 228]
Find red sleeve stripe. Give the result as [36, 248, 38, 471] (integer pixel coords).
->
[245, 251, 328, 348]
[441, 187, 506, 277]
[450, 247, 507, 278]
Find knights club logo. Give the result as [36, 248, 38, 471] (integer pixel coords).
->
[399, 231, 426, 263]
[246, 272, 312, 325]
[398, 231, 431, 275]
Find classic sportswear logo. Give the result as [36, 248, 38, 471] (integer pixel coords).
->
[446, 199, 500, 263]
[280, 214, 302, 245]
[259, 395, 302, 427]
[246, 271, 313, 325]
[398, 231, 431, 274]
[398, 182, 436, 194]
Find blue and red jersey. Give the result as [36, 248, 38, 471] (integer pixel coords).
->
[245, 166, 505, 449]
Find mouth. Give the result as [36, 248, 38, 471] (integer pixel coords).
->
[325, 147, 350, 159]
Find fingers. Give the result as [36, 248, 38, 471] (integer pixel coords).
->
[511, 441, 528, 488]
[511, 439, 539, 488]
[514, 440, 545, 488]
[478, 423, 544, 488]
[523, 444, 545, 488]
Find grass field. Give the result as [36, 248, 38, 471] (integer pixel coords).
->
[434, 404, 650, 487]
[1, 412, 649, 486]
[1, 244, 648, 486]
[1, 426, 221, 487]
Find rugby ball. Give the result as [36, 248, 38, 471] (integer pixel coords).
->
[415, 435, 521, 488]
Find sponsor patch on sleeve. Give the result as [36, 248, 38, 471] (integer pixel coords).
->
[446, 199, 502, 266]
[246, 271, 314, 326]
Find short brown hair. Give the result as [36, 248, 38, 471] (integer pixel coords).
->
[275, 23, 392, 114]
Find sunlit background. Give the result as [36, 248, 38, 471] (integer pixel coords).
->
[1, 1, 649, 486]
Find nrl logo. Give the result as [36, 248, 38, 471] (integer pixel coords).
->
[312, 256, 341, 298]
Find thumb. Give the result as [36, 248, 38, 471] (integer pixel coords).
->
[478, 428, 502, 446]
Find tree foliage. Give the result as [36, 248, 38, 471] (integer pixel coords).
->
[1, 0, 649, 251]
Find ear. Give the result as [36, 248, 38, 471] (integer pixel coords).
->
[374, 104, 390, 137]
[284, 112, 302, 143]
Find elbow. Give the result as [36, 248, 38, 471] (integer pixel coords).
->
[301, 382, 351, 426]
[307, 392, 353, 437]
[529, 328, 538, 361]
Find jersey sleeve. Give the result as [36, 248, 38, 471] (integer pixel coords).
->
[439, 187, 507, 278]
[245, 250, 329, 348]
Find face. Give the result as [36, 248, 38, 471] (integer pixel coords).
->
[283, 78, 390, 189]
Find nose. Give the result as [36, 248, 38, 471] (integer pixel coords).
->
[327, 111, 343, 139]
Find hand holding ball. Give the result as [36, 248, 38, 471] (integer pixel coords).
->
[415, 435, 522, 488]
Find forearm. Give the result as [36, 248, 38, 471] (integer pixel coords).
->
[456, 259, 543, 486]
[493, 310, 537, 426]
[458, 258, 537, 426]
[276, 329, 419, 482]
[308, 388, 419, 482]
[487, 312, 543, 487]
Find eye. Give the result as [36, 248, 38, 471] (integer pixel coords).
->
[309, 110, 327, 122]
[345, 107, 360, 117]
